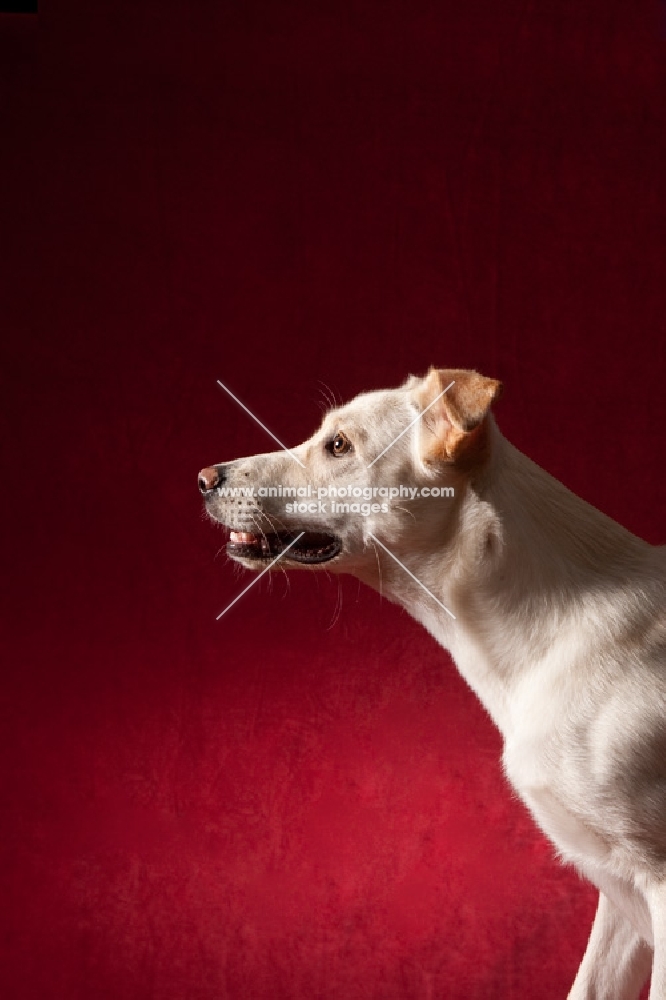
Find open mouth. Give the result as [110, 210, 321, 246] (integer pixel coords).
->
[227, 529, 341, 564]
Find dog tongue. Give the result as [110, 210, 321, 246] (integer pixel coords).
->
[230, 530, 258, 544]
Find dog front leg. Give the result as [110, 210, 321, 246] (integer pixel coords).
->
[568, 892, 652, 1000]
[647, 882, 666, 999]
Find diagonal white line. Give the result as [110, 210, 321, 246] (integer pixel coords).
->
[217, 379, 306, 468]
[365, 380, 455, 469]
[216, 533, 305, 620]
[367, 532, 456, 620]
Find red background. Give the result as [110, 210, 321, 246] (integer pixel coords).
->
[2, 2, 666, 997]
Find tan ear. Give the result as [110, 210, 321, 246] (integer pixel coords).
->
[414, 367, 502, 463]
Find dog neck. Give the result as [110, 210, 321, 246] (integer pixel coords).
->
[366, 418, 651, 735]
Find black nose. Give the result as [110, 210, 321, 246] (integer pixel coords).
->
[198, 464, 227, 493]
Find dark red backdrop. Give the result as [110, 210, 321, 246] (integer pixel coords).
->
[1, 2, 665, 997]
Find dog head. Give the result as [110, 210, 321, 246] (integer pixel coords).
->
[199, 368, 502, 575]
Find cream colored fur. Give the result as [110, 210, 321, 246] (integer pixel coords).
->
[202, 368, 666, 998]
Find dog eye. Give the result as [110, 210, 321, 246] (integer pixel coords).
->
[328, 431, 353, 457]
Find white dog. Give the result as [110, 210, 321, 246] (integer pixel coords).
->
[200, 367, 666, 999]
